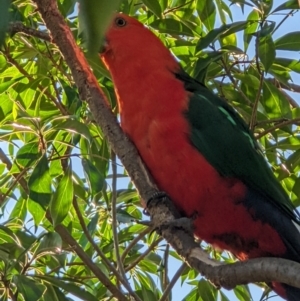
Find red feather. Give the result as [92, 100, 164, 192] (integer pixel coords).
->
[101, 13, 298, 300]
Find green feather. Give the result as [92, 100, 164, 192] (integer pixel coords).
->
[176, 70, 300, 224]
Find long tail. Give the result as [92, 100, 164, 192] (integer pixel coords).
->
[272, 283, 300, 301]
[244, 189, 300, 301]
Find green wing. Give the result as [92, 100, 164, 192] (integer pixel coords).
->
[176, 71, 299, 223]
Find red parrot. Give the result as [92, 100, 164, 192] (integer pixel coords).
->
[100, 13, 300, 300]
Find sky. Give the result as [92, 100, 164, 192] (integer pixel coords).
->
[0, 0, 300, 300]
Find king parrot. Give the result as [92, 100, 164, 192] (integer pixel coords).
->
[100, 13, 300, 300]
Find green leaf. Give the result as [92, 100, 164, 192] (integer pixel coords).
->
[141, 0, 162, 17]
[54, 119, 92, 142]
[158, 0, 168, 11]
[28, 198, 46, 226]
[274, 57, 300, 74]
[258, 34, 275, 72]
[28, 154, 52, 208]
[36, 232, 63, 255]
[0, 77, 24, 94]
[57, 0, 76, 16]
[33, 275, 98, 301]
[150, 18, 194, 36]
[116, 208, 137, 223]
[198, 279, 216, 301]
[197, 21, 249, 51]
[233, 285, 252, 301]
[286, 149, 300, 172]
[215, 0, 227, 25]
[262, 81, 291, 118]
[78, 0, 121, 54]
[235, 73, 260, 88]
[13, 275, 46, 301]
[293, 177, 300, 203]
[243, 9, 259, 51]
[261, 0, 273, 15]
[259, 21, 276, 38]
[269, 63, 292, 85]
[50, 164, 73, 226]
[193, 51, 224, 82]
[274, 136, 300, 150]
[275, 32, 300, 51]
[16, 142, 42, 168]
[0, 162, 6, 174]
[82, 158, 105, 196]
[196, 0, 216, 31]
[43, 283, 70, 301]
[9, 198, 27, 221]
[0, 0, 10, 46]
[272, 0, 300, 13]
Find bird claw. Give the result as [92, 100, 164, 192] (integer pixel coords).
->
[146, 191, 169, 207]
[143, 191, 169, 216]
[144, 191, 193, 236]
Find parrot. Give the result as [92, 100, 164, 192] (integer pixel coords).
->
[100, 13, 300, 300]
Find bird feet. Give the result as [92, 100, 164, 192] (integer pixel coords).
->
[145, 191, 194, 236]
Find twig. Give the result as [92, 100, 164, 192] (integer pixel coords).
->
[0, 148, 29, 194]
[273, 10, 296, 34]
[7, 287, 17, 301]
[8, 22, 51, 41]
[72, 197, 142, 301]
[121, 226, 152, 262]
[125, 237, 163, 272]
[159, 263, 187, 301]
[266, 78, 300, 94]
[0, 168, 28, 204]
[163, 0, 194, 15]
[249, 24, 265, 130]
[250, 71, 264, 130]
[255, 117, 289, 126]
[280, 89, 299, 109]
[2, 47, 68, 115]
[162, 244, 170, 301]
[111, 150, 127, 282]
[220, 57, 253, 107]
[53, 220, 128, 301]
[255, 118, 300, 139]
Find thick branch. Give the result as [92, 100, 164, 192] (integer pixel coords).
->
[32, 0, 300, 293]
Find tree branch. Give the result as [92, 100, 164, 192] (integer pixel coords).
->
[53, 221, 128, 301]
[32, 0, 300, 294]
[72, 196, 142, 301]
[8, 22, 51, 41]
[159, 263, 187, 301]
[121, 226, 152, 262]
[256, 117, 300, 139]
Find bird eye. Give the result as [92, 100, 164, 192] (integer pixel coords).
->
[115, 17, 126, 27]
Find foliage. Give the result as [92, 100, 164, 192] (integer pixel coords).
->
[0, 0, 299, 300]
